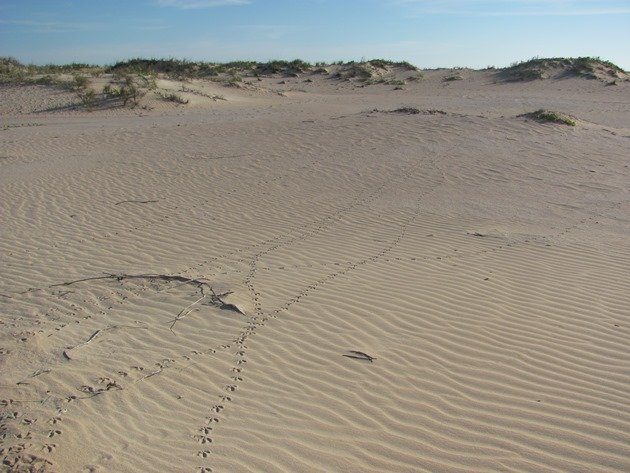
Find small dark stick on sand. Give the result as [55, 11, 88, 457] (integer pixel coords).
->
[343, 351, 376, 362]
[114, 200, 159, 205]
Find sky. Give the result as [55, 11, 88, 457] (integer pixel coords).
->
[1, 0, 629, 69]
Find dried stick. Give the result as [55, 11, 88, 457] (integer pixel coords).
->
[343, 351, 376, 362]
[114, 200, 159, 205]
[169, 296, 205, 333]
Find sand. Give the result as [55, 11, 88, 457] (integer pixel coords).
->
[1, 66, 629, 472]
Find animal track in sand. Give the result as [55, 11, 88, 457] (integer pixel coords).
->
[7, 137, 622, 473]
[182, 157, 443, 470]
[43, 443, 56, 453]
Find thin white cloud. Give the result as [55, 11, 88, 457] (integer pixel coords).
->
[0, 18, 170, 34]
[0, 19, 105, 33]
[481, 8, 630, 16]
[390, 0, 630, 16]
[156, 0, 250, 8]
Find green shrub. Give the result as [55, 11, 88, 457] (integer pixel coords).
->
[444, 73, 463, 81]
[137, 74, 157, 90]
[341, 63, 373, 81]
[78, 89, 97, 110]
[525, 109, 576, 126]
[34, 75, 56, 85]
[71, 75, 89, 90]
[502, 57, 625, 81]
[254, 59, 311, 75]
[368, 59, 391, 69]
[102, 75, 145, 106]
[366, 59, 418, 71]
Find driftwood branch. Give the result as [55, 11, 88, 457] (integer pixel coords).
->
[114, 200, 159, 205]
[50, 273, 209, 289]
[50, 274, 118, 288]
[343, 350, 376, 362]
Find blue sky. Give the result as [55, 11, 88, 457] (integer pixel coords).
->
[1, 0, 629, 69]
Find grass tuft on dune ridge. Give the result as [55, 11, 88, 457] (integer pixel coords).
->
[524, 109, 577, 126]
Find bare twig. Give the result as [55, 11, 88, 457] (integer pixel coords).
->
[137, 369, 162, 382]
[168, 296, 205, 333]
[63, 324, 147, 360]
[186, 154, 249, 160]
[50, 272, 208, 289]
[50, 274, 117, 287]
[16, 368, 52, 385]
[343, 350, 376, 362]
[114, 200, 159, 205]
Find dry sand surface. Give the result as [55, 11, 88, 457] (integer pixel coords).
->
[1, 66, 630, 472]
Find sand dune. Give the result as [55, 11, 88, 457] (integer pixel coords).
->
[1, 64, 629, 472]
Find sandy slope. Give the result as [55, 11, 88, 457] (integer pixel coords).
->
[1, 70, 629, 473]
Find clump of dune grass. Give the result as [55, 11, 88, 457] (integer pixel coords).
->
[106, 58, 314, 80]
[102, 75, 145, 107]
[156, 90, 189, 104]
[255, 59, 311, 76]
[367, 59, 418, 71]
[444, 72, 463, 81]
[370, 107, 447, 116]
[335, 62, 374, 81]
[333, 59, 419, 83]
[78, 89, 97, 110]
[502, 57, 625, 82]
[71, 75, 89, 90]
[391, 107, 421, 114]
[524, 109, 577, 126]
[570, 57, 625, 79]
[69, 74, 98, 110]
[1, 57, 103, 84]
